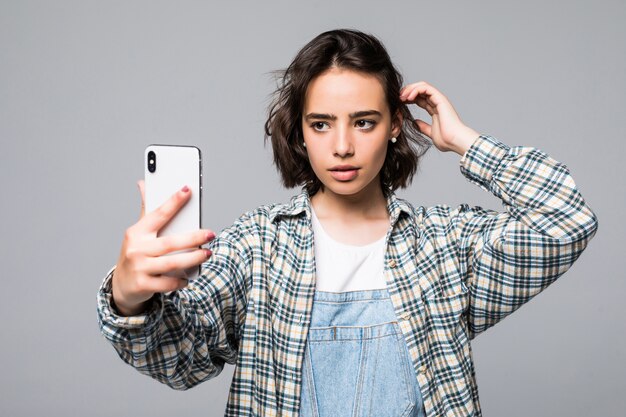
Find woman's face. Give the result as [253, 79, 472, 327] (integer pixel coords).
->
[302, 67, 401, 199]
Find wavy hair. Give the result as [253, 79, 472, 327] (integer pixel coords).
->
[264, 28, 431, 197]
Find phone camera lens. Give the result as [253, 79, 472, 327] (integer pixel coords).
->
[148, 151, 156, 173]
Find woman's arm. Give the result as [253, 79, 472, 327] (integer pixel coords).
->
[97, 220, 252, 390]
[97, 183, 253, 390]
[400, 81, 599, 339]
[452, 134, 598, 340]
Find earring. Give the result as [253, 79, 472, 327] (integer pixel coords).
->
[390, 137, 397, 143]
[303, 142, 306, 148]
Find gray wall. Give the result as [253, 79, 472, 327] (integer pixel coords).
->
[1, 1, 623, 416]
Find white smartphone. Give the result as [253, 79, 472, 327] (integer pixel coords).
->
[144, 144, 202, 281]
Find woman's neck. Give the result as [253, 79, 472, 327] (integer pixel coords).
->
[309, 182, 391, 246]
[310, 183, 389, 223]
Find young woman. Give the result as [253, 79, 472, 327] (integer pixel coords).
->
[98, 29, 598, 417]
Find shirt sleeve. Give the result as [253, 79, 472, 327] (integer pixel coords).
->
[96, 218, 252, 390]
[453, 134, 599, 340]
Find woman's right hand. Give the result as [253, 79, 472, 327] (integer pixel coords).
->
[111, 180, 215, 316]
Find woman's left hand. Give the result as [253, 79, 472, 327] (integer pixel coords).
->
[400, 81, 479, 156]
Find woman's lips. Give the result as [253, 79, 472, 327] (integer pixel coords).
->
[329, 168, 359, 181]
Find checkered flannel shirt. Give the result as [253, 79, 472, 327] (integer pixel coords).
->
[97, 134, 598, 416]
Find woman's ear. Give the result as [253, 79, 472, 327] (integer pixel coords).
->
[391, 109, 403, 138]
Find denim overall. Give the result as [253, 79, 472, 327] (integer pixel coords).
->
[298, 288, 427, 417]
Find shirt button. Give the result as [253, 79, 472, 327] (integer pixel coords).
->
[387, 259, 397, 268]
[418, 365, 427, 374]
[400, 312, 411, 321]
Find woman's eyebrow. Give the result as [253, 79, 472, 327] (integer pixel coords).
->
[304, 110, 382, 121]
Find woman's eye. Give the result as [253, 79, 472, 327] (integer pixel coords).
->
[356, 119, 376, 129]
[310, 120, 375, 131]
[311, 122, 329, 131]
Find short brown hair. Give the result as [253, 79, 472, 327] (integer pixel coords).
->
[264, 28, 431, 197]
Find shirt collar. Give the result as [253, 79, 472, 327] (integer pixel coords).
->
[269, 186, 414, 227]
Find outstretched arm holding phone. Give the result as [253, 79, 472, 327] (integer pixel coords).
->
[98, 181, 254, 389]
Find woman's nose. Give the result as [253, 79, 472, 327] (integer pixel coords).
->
[333, 126, 354, 157]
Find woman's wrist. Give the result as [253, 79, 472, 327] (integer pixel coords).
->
[449, 127, 480, 156]
[111, 268, 152, 316]
[111, 294, 151, 316]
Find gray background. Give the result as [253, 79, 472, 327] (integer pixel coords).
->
[1, 0, 623, 416]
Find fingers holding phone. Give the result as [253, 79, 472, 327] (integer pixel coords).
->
[113, 184, 213, 316]
[111, 145, 208, 316]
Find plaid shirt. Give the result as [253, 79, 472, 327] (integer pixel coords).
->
[97, 134, 598, 417]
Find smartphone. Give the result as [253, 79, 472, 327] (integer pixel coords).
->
[144, 144, 202, 280]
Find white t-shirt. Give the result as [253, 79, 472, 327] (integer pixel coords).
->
[311, 206, 389, 292]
